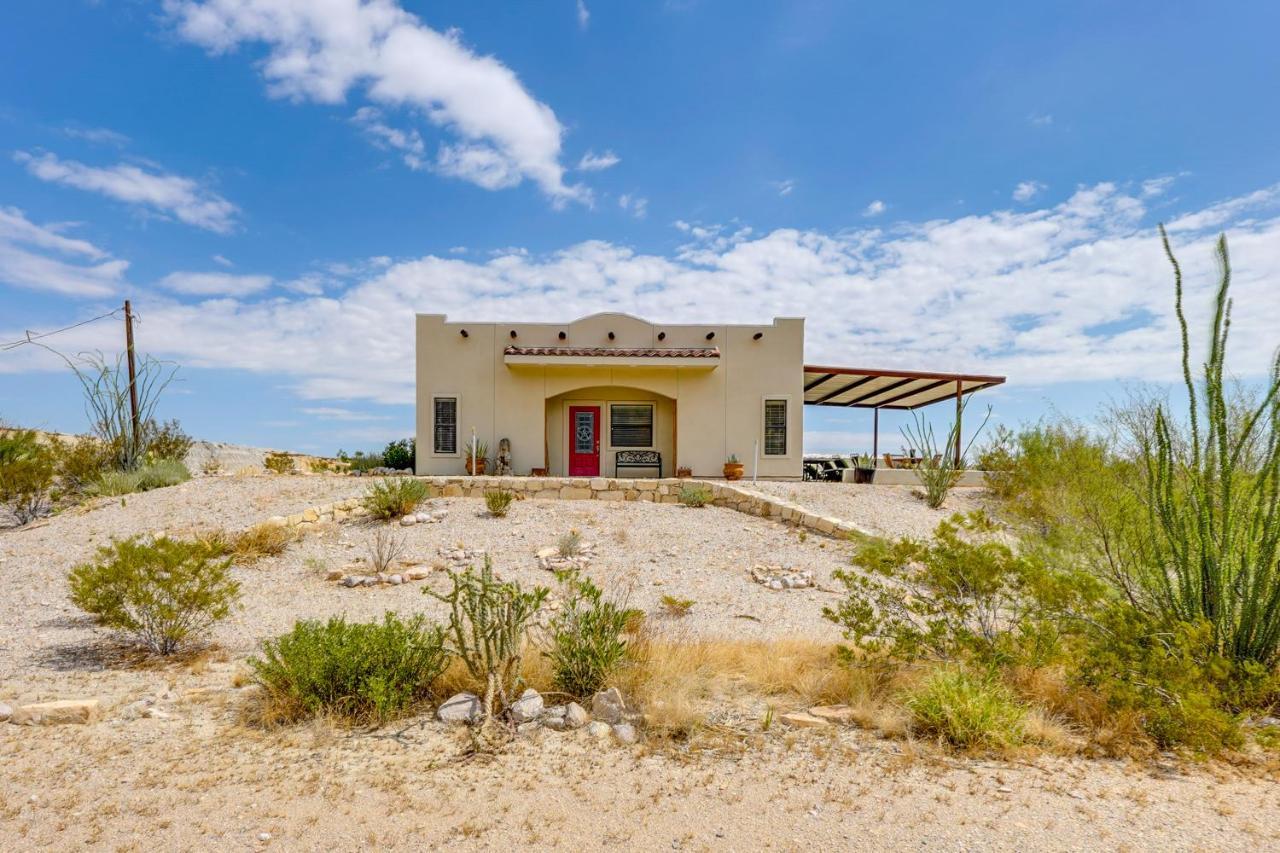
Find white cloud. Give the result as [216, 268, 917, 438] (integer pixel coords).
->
[576, 0, 590, 29]
[15, 151, 238, 233]
[862, 199, 886, 217]
[300, 406, 390, 422]
[6, 181, 1279, 409]
[1029, 112, 1054, 127]
[773, 179, 795, 197]
[577, 149, 620, 172]
[619, 193, 648, 219]
[165, 0, 588, 202]
[212, 254, 234, 267]
[62, 126, 131, 147]
[0, 206, 126, 297]
[1012, 180, 1045, 202]
[160, 271, 273, 296]
[352, 106, 426, 170]
[1142, 176, 1177, 198]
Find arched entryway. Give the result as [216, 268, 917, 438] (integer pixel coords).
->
[544, 385, 675, 478]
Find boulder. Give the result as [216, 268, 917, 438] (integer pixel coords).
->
[564, 702, 588, 730]
[437, 692, 482, 725]
[509, 688, 544, 723]
[591, 687, 627, 724]
[11, 699, 100, 726]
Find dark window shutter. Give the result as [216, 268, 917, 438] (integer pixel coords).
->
[610, 404, 654, 448]
[764, 399, 787, 456]
[433, 397, 457, 454]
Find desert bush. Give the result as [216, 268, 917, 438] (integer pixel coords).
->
[0, 428, 55, 524]
[53, 435, 114, 494]
[201, 456, 222, 476]
[484, 489, 515, 517]
[68, 536, 240, 655]
[426, 557, 548, 724]
[825, 513, 1103, 666]
[263, 451, 295, 475]
[368, 526, 406, 574]
[557, 529, 582, 557]
[904, 667, 1026, 749]
[546, 570, 640, 697]
[91, 469, 144, 496]
[678, 484, 712, 507]
[659, 594, 695, 618]
[250, 613, 449, 724]
[233, 523, 296, 562]
[382, 438, 415, 471]
[338, 449, 383, 473]
[362, 477, 430, 520]
[143, 418, 193, 462]
[91, 459, 191, 496]
[901, 401, 991, 509]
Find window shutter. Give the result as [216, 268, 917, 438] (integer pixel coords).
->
[764, 399, 787, 456]
[433, 397, 457, 454]
[610, 404, 654, 448]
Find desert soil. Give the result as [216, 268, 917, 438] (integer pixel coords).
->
[2, 476, 1277, 851]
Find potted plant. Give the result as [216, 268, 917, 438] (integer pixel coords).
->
[853, 453, 875, 484]
[465, 440, 488, 475]
[676, 465, 693, 479]
[723, 454, 744, 481]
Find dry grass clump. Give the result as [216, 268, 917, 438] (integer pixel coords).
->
[195, 523, 298, 565]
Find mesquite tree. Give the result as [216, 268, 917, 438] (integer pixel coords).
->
[1137, 227, 1280, 665]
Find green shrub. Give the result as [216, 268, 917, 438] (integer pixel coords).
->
[53, 436, 114, 494]
[382, 438, 415, 471]
[547, 570, 639, 697]
[250, 613, 449, 724]
[90, 459, 190, 496]
[143, 418, 193, 462]
[362, 477, 430, 520]
[678, 484, 712, 507]
[338, 450, 383, 473]
[264, 451, 295, 475]
[427, 557, 547, 725]
[659, 594, 695, 618]
[0, 428, 55, 524]
[68, 536, 240, 655]
[484, 489, 515, 517]
[91, 469, 144, 496]
[904, 667, 1026, 749]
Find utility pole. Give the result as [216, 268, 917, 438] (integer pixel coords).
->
[124, 300, 140, 455]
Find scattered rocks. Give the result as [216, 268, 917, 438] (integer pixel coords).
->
[437, 692, 482, 725]
[119, 698, 171, 721]
[333, 560, 431, 589]
[10, 698, 100, 726]
[439, 546, 487, 567]
[509, 688, 544, 723]
[399, 506, 448, 526]
[750, 565, 816, 591]
[779, 711, 830, 729]
[535, 540, 597, 572]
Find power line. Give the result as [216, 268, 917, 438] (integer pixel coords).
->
[0, 308, 124, 352]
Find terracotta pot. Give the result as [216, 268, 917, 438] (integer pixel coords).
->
[465, 458, 487, 476]
[723, 462, 744, 481]
[676, 466, 693, 479]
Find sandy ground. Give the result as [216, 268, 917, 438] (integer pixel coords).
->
[3, 476, 1277, 851]
[739, 481, 990, 539]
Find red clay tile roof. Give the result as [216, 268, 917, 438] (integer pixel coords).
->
[505, 345, 720, 359]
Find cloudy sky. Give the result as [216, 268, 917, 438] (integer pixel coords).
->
[2, 1, 1279, 454]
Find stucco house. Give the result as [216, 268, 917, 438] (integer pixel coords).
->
[415, 312, 1003, 480]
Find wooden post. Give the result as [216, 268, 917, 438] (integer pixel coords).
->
[954, 380, 963, 467]
[872, 407, 879, 464]
[124, 300, 140, 457]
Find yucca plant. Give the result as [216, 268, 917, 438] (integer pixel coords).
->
[1137, 227, 1280, 665]
[901, 401, 991, 509]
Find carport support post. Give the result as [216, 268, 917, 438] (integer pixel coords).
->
[872, 407, 879, 464]
[954, 380, 963, 467]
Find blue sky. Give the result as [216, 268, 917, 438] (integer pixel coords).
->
[2, 1, 1279, 455]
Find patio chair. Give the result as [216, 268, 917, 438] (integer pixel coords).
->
[882, 453, 897, 469]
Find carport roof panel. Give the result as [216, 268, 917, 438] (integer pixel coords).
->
[802, 365, 1005, 409]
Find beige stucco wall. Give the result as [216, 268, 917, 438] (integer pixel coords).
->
[415, 312, 804, 478]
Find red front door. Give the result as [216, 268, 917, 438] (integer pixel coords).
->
[568, 405, 601, 476]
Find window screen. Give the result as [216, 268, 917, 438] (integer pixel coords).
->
[610, 404, 653, 448]
[763, 399, 787, 456]
[433, 397, 457, 454]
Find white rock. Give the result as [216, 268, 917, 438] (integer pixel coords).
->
[591, 687, 627, 724]
[341, 576, 360, 588]
[388, 574, 403, 585]
[585, 721, 612, 740]
[10, 699, 100, 726]
[543, 715, 567, 732]
[564, 701, 589, 730]
[399, 515, 417, 526]
[437, 692, 481, 725]
[258, 832, 271, 842]
[0, 701, 11, 722]
[535, 546, 558, 560]
[509, 688, 544, 723]
[612, 722, 638, 744]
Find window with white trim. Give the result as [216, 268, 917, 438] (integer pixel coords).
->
[610, 403, 654, 448]
[763, 398, 788, 456]
[433, 396, 458, 454]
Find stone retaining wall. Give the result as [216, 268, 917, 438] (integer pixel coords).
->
[267, 476, 874, 540]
